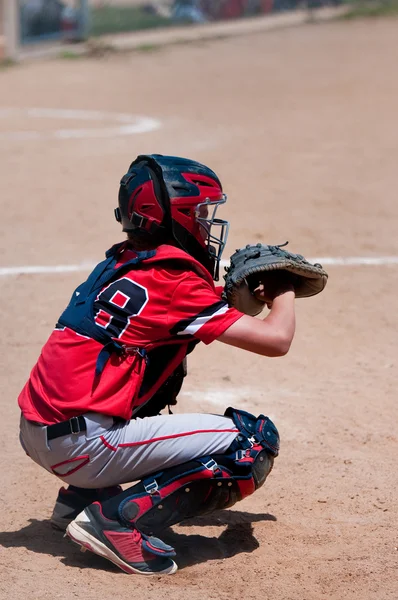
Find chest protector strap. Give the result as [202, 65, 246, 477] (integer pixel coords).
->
[57, 242, 156, 375]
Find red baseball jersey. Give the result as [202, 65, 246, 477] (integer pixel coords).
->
[18, 244, 243, 424]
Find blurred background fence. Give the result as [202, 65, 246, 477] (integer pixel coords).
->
[1, 0, 397, 59]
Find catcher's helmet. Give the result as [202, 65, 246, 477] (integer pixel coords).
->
[115, 154, 229, 280]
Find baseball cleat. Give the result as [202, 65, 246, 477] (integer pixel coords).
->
[66, 502, 177, 576]
[50, 485, 122, 531]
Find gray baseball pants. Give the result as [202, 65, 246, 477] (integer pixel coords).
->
[19, 412, 239, 488]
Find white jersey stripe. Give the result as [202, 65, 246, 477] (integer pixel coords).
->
[177, 304, 230, 336]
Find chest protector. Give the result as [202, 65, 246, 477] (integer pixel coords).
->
[57, 242, 214, 416]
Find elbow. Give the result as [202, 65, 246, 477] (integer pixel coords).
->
[263, 334, 293, 357]
[276, 333, 293, 356]
[273, 340, 291, 357]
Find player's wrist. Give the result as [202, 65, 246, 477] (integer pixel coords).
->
[268, 288, 295, 309]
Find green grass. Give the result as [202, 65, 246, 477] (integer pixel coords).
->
[341, 0, 398, 19]
[91, 6, 172, 37]
[135, 43, 162, 53]
[58, 50, 84, 60]
[0, 58, 17, 70]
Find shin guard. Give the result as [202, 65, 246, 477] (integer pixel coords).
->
[100, 407, 279, 536]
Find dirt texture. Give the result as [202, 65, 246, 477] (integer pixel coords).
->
[0, 17, 397, 600]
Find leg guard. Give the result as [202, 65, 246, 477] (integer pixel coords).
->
[100, 408, 279, 536]
[224, 406, 280, 458]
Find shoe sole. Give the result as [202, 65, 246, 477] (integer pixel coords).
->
[66, 521, 178, 576]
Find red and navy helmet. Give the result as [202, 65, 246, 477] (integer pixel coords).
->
[115, 154, 229, 280]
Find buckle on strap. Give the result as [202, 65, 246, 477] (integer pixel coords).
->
[236, 449, 251, 460]
[144, 479, 159, 495]
[201, 458, 222, 475]
[202, 458, 217, 471]
[70, 416, 82, 435]
[248, 435, 259, 446]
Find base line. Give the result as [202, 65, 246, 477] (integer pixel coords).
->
[0, 108, 161, 141]
[1, 256, 398, 277]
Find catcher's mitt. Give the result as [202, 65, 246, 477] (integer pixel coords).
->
[223, 242, 328, 316]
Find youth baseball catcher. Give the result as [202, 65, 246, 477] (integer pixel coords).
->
[18, 154, 327, 575]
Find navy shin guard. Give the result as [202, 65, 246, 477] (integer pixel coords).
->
[100, 408, 279, 535]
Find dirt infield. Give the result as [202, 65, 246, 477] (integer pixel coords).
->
[1, 17, 397, 600]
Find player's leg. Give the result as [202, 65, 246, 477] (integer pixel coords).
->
[66, 407, 279, 576]
[63, 411, 240, 576]
[50, 411, 239, 530]
[94, 411, 241, 486]
[20, 411, 240, 531]
[19, 414, 124, 530]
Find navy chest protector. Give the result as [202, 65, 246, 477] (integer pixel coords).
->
[57, 243, 156, 377]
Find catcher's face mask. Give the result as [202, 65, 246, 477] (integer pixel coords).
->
[195, 195, 229, 280]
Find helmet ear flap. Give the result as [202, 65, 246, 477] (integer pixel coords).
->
[134, 156, 173, 231]
[114, 207, 122, 223]
[117, 160, 169, 234]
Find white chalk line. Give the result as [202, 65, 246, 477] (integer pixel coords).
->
[308, 256, 398, 266]
[0, 263, 97, 276]
[0, 107, 161, 140]
[1, 256, 398, 277]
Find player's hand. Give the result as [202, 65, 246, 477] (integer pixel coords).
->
[252, 272, 295, 308]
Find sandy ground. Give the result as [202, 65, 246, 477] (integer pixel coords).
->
[0, 16, 397, 600]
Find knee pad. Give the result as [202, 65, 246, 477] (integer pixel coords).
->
[224, 406, 280, 458]
[218, 406, 279, 493]
[103, 408, 279, 536]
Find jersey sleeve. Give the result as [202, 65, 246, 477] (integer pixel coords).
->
[167, 273, 243, 345]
